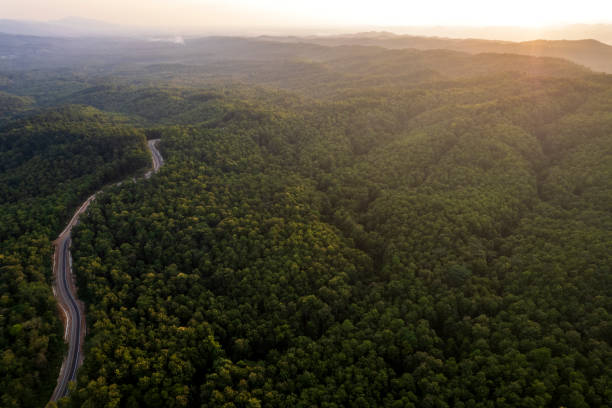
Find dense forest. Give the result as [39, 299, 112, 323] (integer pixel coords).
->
[0, 34, 611, 407]
[0, 106, 150, 407]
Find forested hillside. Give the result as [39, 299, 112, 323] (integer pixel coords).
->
[0, 106, 149, 407]
[59, 66, 611, 407]
[0, 35, 610, 407]
[0, 91, 33, 118]
[263, 33, 612, 74]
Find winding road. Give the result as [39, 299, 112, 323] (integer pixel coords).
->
[145, 139, 164, 178]
[48, 139, 163, 404]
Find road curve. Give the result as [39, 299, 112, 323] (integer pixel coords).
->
[146, 139, 164, 178]
[48, 139, 163, 404]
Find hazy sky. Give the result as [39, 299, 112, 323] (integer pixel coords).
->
[2, 0, 612, 29]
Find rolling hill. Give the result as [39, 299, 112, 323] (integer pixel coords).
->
[262, 32, 612, 73]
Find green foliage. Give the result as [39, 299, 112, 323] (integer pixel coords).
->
[0, 90, 33, 118]
[65, 67, 611, 407]
[0, 106, 149, 407]
[1, 38, 611, 407]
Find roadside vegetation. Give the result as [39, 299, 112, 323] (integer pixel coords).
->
[0, 106, 149, 407]
[0, 38, 610, 407]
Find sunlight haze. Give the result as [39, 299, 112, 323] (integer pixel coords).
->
[2, 0, 612, 30]
[2, 0, 612, 406]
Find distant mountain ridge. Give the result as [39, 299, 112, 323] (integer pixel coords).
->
[261, 32, 612, 73]
[0, 17, 142, 37]
[0, 32, 590, 83]
[1, 18, 612, 73]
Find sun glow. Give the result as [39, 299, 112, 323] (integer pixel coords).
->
[2, 0, 611, 29]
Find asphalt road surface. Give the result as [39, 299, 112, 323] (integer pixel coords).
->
[146, 139, 164, 178]
[48, 139, 163, 404]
